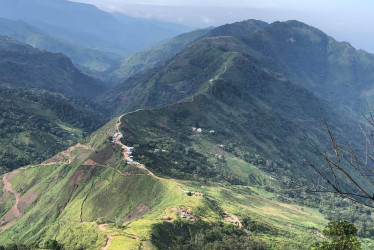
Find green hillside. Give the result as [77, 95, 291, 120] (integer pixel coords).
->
[0, 36, 107, 173]
[0, 116, 331, 249]
[107, 19, 269, 83]
[0, 85, 105, 173]
[107, 28, 211, 82]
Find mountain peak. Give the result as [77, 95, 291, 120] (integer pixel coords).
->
[208, 19, 268, 38]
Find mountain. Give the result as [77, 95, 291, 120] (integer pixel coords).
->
[2, 19, 374, 249]
[239, 20, 374, 113]
[114, 34, 361, 186]
[0, 17, 122, 72]
[0, 36, 107, 173]
[106, 19, 268, 83]
[0, 36, 106, 97]
[99, 20, 269, 114]
[207, 19, 268, 37]
[0, 20, 374, 249]
[107, 28, 212, 83]
[0, 0, 191, 56]
[103, 19, 374, 116]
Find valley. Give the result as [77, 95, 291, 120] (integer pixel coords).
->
[0, 1, 373, 248]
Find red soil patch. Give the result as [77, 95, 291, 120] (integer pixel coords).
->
[222, 210, 242, 228]
[123, 203, 150, 223]
[84, 159, 101, 167]
[98, 223, 109, 232]
[68, 166, 97, 186]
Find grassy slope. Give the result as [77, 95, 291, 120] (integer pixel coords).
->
[0, 116, 329, 249]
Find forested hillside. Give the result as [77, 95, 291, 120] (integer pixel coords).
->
[0, 36, 106, 173]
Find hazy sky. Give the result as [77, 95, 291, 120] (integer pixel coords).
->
[72, 0, 374, 52]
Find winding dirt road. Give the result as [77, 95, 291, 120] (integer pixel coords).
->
[98, 224, 112, 250]
[2, 171, 21, 218]
[0, 171, 21, 232]
[102, 235, 114, 250]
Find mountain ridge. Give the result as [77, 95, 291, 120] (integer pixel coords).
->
[0, 0, 191, 56]
[1, 18, 374, 249]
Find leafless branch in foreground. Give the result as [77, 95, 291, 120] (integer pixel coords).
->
[304, 116, 374, 208]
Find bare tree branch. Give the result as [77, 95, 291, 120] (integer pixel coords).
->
[303, 115, 374, 208]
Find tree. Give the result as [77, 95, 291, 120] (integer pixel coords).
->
[305, 116, 374, 208]
[319, 220, 361, 250]
[44, 240, 63, 250]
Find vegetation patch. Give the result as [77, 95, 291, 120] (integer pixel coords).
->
[150, 219, 267, 249]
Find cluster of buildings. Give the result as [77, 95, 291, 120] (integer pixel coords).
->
[112, 132, 123, 143]
[192, 127, 215, 134]
[124, 145, 144, 167]
[178, 207, 195, 220]
[222, 214, 239, 226]
[126, 146, 135, 164]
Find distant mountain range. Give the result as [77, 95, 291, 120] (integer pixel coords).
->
[0, 0, 191, 57]
[1, 17, 374, 249]
[0, 17, 122, 73]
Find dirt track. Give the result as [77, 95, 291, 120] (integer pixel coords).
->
[0, 171, 21, 232]
[2, 172, 21, 217]
[102, 235, 113, 250]
[98, 224, 112, 250]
